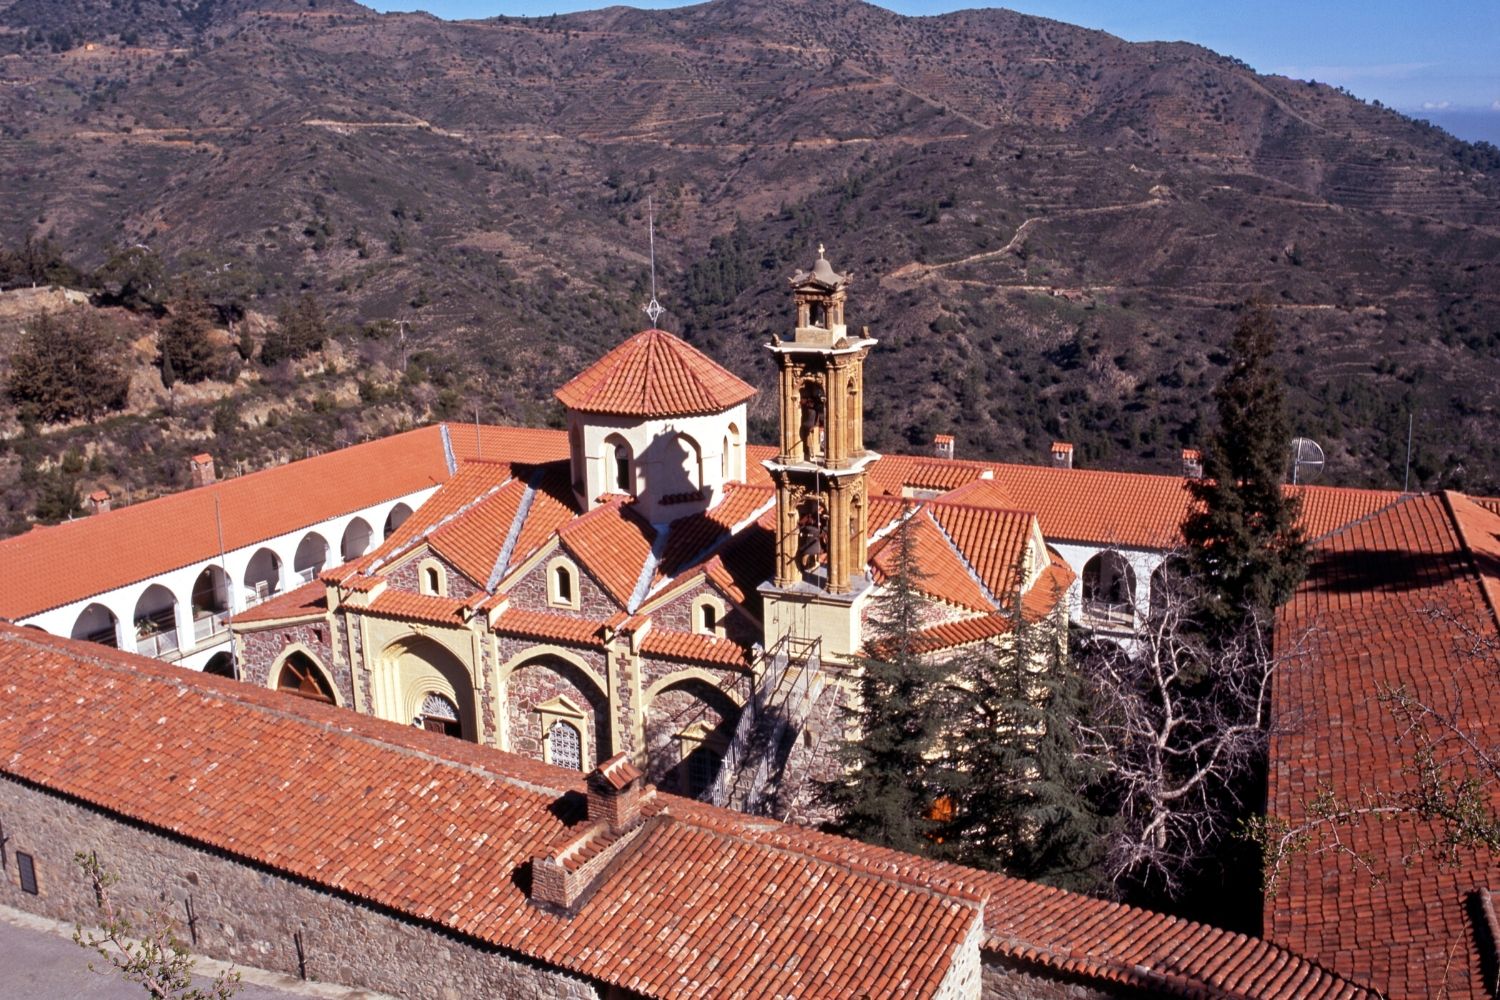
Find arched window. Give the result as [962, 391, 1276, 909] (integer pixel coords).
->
[276, 652, 336, 705]
[1082, 552, 1137, 627]
[243, 547, 282, 605]
[202, 651, 235, 678]
[548, 719, 582, 771]
[569, 422, 584, 491]
[383, 502, 413, 540]
[293, 532, 329, 584]
[556, 565, 572, 603]
[341, 516, 373, 561]
[417, 692, 461, 737]
[700, 603, 717, 633]
[71, 603, 119, 648]
[548, 557, 579, 610]
[614, 443, 631, 492]
[417, 558, 448, 597]
[424, 566, 439, 593]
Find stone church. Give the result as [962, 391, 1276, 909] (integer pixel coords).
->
[231, 249, 1070, 806]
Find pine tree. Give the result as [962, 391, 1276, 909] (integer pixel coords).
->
[824, 509, 951, 856]
[945, 563, 1106, 890]
[1182, 303, 1308, 632]
[261, 294, 327, 366]
[7, 311, 131, 424]
[158, 293, 222, 384]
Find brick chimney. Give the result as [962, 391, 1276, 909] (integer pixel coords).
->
[588, 752, 646, 832]
[933, 434, 955, 460]
[1050, 441, 1074, 470]
[189, 453, 216, 488]
[87, 489, 111, 515]
[530, 753, 654, 914]
[1181, 448, 1203, 479]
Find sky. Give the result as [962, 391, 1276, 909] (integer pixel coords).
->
[365, 0, 1500, 136]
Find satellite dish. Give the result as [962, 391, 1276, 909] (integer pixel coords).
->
[1290, 437, 1325, 485]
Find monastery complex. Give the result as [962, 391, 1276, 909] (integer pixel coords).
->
[1, 251, 1497, 998]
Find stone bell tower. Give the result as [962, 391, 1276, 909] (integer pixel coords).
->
[760, 246, 879, 661]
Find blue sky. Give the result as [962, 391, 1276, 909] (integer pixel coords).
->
[366, 0, 1499, 114]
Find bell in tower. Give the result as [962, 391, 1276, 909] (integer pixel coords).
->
[760, 246, 880, 662]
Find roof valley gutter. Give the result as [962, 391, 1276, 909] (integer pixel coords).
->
[628, 527, 671, 614]
[440, 423, 457, 476]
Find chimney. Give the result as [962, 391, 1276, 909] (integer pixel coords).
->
[933, 434, 955, 461]
[1050, 441, 1074, 470]
[530, 753, 654, 913]
[87, 489, 111, 515]
[189, 453, 216, 488]
[588, 752, 646, 832]
[1181, 448, 1203, 479]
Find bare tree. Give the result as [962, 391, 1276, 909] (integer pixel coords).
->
[72, 853, 240, 1000]
[1074, 572, 1307, 897]
[1256, 605, 1500, 893]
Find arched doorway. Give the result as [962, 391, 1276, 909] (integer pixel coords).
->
[190, 565, 230, 644]
[643, 675, 740, 796]
[341, 517, 373, 561]
[243, 548, 282, 606]
[71, 603, 119, 648]
[416, 692, 462, 738]
[1082, 551, 1136, 627]
[383, 503, 413, 540]
[133, 584, 179, 657]
[382, 635, 477, 742]
[276, 650, 336, 705]
[293, 531, 329, 584]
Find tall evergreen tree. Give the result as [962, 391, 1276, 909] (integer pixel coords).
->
[944, 564, 1106, 890]
[1182, 303, 1308, 632]
[824, 509, 952, 856]
[7, 311, 130, 424]
[158, 292, 223, 384]
[261, 293, 327, 366]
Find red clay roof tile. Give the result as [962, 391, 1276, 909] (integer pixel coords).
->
[554, 329, 755, 418]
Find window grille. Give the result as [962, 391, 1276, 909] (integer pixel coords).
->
[16, 852, 37, 895]
[549, 720, 582, 772]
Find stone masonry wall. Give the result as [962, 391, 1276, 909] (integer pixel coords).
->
[237, 619, 349, 706]
[648, 585, 760, 649]
[507, 557, 622, 619]
[981, 956, 1130, 1000]
[385, 550, 483, 600]
[498, 645, 612, 768]
[0, 776, 618, 1000]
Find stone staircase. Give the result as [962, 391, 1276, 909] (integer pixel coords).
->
[705, 635, 825, 815]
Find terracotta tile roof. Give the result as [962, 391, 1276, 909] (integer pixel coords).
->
[928, 501, 1037, 599]
[653, 483, 774, 586]
[638, 628, 753, 667]
[427, 478, 530, 586]
[0, 425, 461, 619]
[1292, 484, 1404, 541]
[0, 626, 1369, 1000]
[556, 499, 657, 608]
[446, 424, 569, 466]
[229, 579, 327, 626]
[870, 510, 997, 612]
[1267, 493, 1500, 998]
[711, 519, 776, 607]
[867, 454, 993, 496]
[553, 329, 755, 418]
[365, 590, 471, 627]
[351, 460, 517, 573]
[743, 444, 777, 487]
[492, 609, 606, 647]
[877, 552, 1074, 657]
[506, 464, 581, 573]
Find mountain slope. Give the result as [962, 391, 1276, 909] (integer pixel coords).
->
[1, 0, 1497, 491]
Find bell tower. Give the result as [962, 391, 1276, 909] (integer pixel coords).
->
[760, 246, 879, 660]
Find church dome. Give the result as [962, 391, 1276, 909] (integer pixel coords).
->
[554, 328, 756, 418]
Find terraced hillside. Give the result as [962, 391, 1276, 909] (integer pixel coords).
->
[1, 0, 1498, 497]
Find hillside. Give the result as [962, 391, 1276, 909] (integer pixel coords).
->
[1, 0, 1497, 514]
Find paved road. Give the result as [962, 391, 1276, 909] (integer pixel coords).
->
[0, 906, 393, 1000]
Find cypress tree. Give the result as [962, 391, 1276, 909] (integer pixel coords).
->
[824, 509, 952, 856]
[945, 563, 1106, 890]
[158, 293, 221, 384]
[1182, 303, 1308, 632]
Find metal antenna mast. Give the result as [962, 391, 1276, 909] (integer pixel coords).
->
[645, 197, 663, 327]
